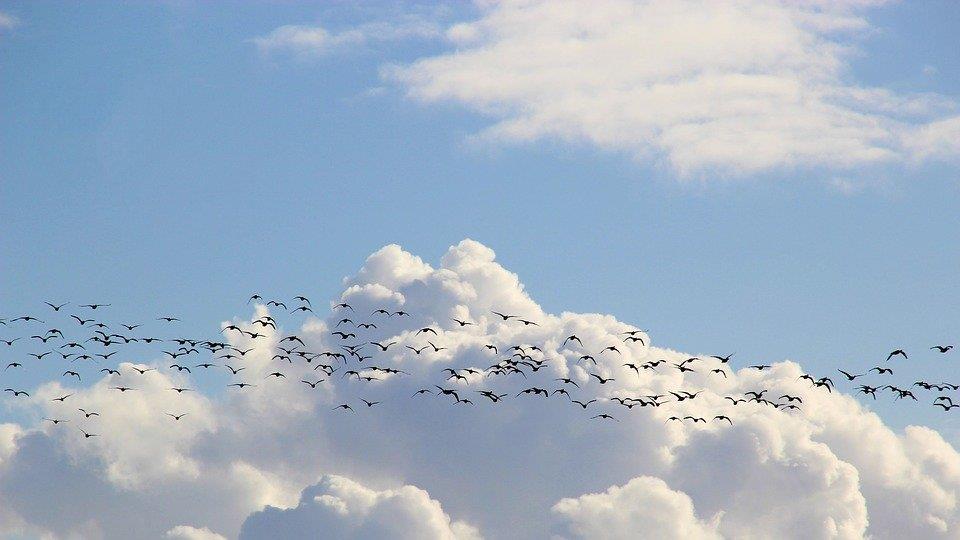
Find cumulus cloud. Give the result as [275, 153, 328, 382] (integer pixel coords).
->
[240, 475, 480, 540]
[1, 240, 960, 538]
[382, 0, 960, 175]
[552, 476, 721, 540]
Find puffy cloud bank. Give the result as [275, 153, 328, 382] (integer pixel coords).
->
[1, 239, 959, 539]
[241, 475, 480, 540]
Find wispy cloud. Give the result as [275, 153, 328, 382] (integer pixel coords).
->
[252, 17, 441, 58]
[0, 11, 19, 31]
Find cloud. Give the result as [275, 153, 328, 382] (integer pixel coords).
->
[552, 476, 721, 540]
[166, 525, 228, 540]
[384, 0, 960, 175]
[252, 17, 440, 58]
[0, 11, 18, 31]
[240, 475, 481, 540]
[827, 176, 866, 195]
[1, 240, 960, 538]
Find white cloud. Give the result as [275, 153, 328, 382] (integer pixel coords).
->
[253, 17, 440, 58]
[240, 475, 481, 539]
[0, 11, 18, 31]
[1, 240, 960, 538]
[384, 0, 960, 175]
[828, 176, 865, 195]
[552, 476, 721, 540]
[166, 525, 227, 540]
[902, 116, 960, 162]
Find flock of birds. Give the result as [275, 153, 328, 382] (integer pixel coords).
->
[0, 297, 956, 440]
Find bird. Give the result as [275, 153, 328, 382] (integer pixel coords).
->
[591, 414, 618, 421]
[11, 316, 44, 323]
[837, 369, 864, 381]
[589, 373, 615, 384]
[369, 341, 397, 351]
[78, 428, 98, 439]
[713, 415, 734, 425]
[931, 345, 954, 353]
[406, 345, 428, 355]
[490, 311, 517, 321]
[886, 349, 908, 361]
[333, 404, 354, 412]
[570, 399, 597, 409]
[166, 413, 188, 421]
[78, 409, 100, 418]
[45, 301, 69, 311]
[516, 387, 548, 398]
[870, 367, 893, 375]
[478, 390, 507, 402]
[672, 362, 695, 373]
[360, 399, 381, 408]
[452, 318, 474, 327]
[52, 394, 74, 402]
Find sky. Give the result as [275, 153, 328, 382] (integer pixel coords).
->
[1, 1, 960, 539]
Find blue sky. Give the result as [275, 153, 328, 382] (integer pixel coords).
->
[1, 2, 960, 538]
